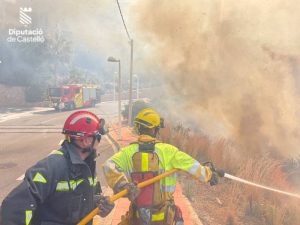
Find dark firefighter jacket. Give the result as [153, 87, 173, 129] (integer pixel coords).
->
[0, 141, 99, 225]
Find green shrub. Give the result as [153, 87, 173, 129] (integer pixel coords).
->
[122, 100, 149, 123]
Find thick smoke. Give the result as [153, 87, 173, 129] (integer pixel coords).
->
[0, 0, 133, 95]
[1, 0, 129, 56]
[131, 0, 300, 158]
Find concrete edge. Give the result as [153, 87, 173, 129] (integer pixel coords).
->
[106, 133, 120, 152]
[180, 187, 203, 225]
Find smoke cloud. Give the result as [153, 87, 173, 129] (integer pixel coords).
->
[2, 0, 300, 158]
[1, 0, 129, 55]
[131, 0, 300, 158]
[0, 0, 134, 92]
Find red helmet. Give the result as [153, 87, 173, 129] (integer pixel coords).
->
[62, 111, 106, 140]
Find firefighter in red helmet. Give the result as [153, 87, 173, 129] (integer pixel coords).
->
[0, 111, 114, 225]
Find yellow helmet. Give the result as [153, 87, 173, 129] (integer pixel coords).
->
[134, 108, 161, 129]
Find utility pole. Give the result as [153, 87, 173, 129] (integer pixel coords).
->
[118, 61, 122, 140]
[115, 0, 133, 125]
[113, 72, 117, 101]
[134, 74, 139, 99]
[128, 39, 133, 126]
[108, 57, 122, 140]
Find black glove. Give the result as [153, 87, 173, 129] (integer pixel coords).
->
[114, 180, 140, 202]
[210, 169, 225, 186]
[95, 195, 115, 217]
[123, 182, 140, 202]
[210, 168, 225, 186]
[209, 171, 219, 186]
[203, 162, 225, 186]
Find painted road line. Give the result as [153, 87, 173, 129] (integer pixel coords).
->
[16, 174, 25, 181]
[0, 108, 52, 123]
[104, 135, 118, 153]
[41, 117, 59, 124]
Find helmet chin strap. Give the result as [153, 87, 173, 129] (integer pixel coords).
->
[81, 147, 94, 154]
[80, 136, 98, 154]
[71, 137, 96, 154]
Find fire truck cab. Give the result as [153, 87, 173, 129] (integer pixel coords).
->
[48, 84, 101, 111]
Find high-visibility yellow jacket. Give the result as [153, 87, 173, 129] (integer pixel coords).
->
[103, 135, 213, 202]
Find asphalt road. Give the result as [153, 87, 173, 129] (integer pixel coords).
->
[0, 101, 120, 202]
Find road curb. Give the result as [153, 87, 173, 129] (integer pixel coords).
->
[174, 185, 203, 225]
[105, 133, 120, 153]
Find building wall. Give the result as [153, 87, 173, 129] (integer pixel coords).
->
[0, 84, 25, 107]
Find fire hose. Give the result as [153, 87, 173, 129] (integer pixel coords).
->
[77, 168, 179, 225]
[203, 161, 300, 198]
[224, 173, 300, 199]
[77, 164, 300, 225]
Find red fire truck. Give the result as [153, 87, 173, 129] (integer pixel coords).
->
[48, 84, 101, 110]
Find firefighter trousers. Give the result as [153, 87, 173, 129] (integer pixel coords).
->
[117, 204, 184, 225]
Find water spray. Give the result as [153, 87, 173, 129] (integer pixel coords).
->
[224, 173, 300, 199]
[203, 161, 300, 199]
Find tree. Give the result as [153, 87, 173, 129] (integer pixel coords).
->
[122, 100, 149, 123]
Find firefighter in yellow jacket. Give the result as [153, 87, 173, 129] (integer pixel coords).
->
[103, 108, 224, 225]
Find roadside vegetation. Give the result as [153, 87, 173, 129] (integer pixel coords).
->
[160, 124, 300, 225]
[122, 100, 150, 124]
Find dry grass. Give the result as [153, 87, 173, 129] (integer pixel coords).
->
[160, 124, 300, 225]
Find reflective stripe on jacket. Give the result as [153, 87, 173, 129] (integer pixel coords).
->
[103, 140, 212, 201]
